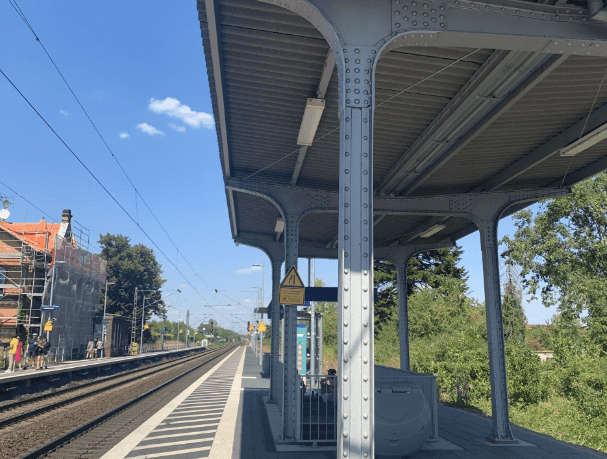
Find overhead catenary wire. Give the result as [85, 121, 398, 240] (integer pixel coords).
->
[0, 67, 211, 307]
[7, 0, 214, 293]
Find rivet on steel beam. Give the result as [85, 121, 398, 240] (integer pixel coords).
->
[395, 11, 400, 15]
[344, 452, 348, 457]
[344, 394, 348, 400]
[355, 59, 361, 64]
[363, 304, 368, 309]
[344, 269, 349, 274]
[363, 340, 368, 346]
[344, 357, 348, 362]
[343, 413, 348, 418]
[344, 304, 348, 309]
[364, 454, 369, 458]
[363, 187, 368, 192]
[363, 357, 368, 363]
[364, 394, 368, 400]
[363, 322, 368, 328]
[363, 413, 368, 419]
[355, 99, 360, 104]
[363, 270, 368, 275]
[344, 321, 348, 327]
[364, 432, 369, 438]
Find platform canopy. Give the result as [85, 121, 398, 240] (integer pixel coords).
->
[198, 0, 607, 256]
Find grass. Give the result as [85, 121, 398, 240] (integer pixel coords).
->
[470, 397, 607, 452]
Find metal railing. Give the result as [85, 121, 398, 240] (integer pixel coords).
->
[296, 374, 337, 442]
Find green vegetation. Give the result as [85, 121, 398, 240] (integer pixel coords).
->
[318, 173, 607, 453]
[147, 319, 240, 344]
[98, 233, 166, 319]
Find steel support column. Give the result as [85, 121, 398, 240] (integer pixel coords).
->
[283, 214, 299, 439]
[376, 242, 454, 372]
[478, 217, 515, 442]
[270, 258, 282, 403]
[395, 260, 410, 371]
[337, 46, 376, 459]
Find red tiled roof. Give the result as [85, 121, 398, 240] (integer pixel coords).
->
[0, 219, 62, 253]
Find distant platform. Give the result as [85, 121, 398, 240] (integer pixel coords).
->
[0, 346, 206, 387]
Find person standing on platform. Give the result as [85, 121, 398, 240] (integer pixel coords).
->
[35, 336, 44, 370]
[15, 338, 23, 371]
[5, 334, 19, 373]
[42, 338, 51, 369]
[96, 339, 103, 359]
[86, 339, 95, 359]
[26, 333, 38, 369]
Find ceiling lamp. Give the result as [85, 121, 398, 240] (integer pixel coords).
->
[560, 122, 607, 157]
[297, 98, 325, 146]
[419, 224, 446, 238]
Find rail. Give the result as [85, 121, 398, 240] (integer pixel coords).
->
[18, 343, 240, 459]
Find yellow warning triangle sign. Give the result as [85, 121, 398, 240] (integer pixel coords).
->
[258, 321, 266, 332]
[280, 266, 304, 288]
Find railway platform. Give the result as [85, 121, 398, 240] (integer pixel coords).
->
[89, 346, 607, 459]
[0, 345, 206, 389]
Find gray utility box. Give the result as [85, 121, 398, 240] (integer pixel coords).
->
[375, 366, 439, 441]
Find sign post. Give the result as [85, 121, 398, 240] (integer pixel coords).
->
[296, 324, 307, 375]
[258, 321, 266, 366]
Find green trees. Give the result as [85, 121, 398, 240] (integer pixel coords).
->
[98, 233, 166, 320]
[501, 172, 607, 351]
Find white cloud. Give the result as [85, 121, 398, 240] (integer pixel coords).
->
[168, 122, 186, 133]
[136, 123, 165, 136]
[119, 132, 130, 139]
[236, 266, 262, 275]
[149, 97, 214, 129]
[59, 110, 68, 116]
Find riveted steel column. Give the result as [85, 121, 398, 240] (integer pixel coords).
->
[283, 214, 299, 439]
[338, 46, 375, 459]
[478, 218, 515, 442]
[396, 259, 410, 371]
[270, 258, 282, 403]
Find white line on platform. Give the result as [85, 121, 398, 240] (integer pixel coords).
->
[142, 430, 217, 441]
[99, 347, 240, 459]
[241, 376, 257, 379]
[208, 347, 247, 458]
[127, 446, 211, 459]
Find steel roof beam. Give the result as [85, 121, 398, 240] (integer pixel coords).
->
[476, 102, 607, 191]
[235, 236, 337, 259]
[375, 49, 519, 195]
[225, 178, 569, 219]
[398, 53, 567, 196]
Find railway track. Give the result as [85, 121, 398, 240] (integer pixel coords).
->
[0, 344, 239, 459]
[0, 346, 217, 426]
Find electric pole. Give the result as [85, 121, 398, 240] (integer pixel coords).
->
[186, 310, 190, 348]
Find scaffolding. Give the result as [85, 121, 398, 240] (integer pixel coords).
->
[0, 220, 54, 341]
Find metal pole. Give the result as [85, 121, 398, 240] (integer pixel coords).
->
[260, 330, 263, 365]
[397, 259, 410, 371]
[102, 280, 113, 359]
[186, 310, 190, 348]
[140, 295, 145, 354]
[46, 260, 57, 341]
[177, 310, 180, 348]
[309, 259, 316, 379]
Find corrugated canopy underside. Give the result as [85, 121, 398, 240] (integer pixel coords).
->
[198, 0, 607, 253]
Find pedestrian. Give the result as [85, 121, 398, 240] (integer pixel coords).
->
[5, 333, 19, 373]
[42, 339, 51, 369]
[26, 333, 38, 369]
[96, 338, 103, 359]
[15, 337, 23, 370]
[35, 336, 44, 370]
[86, 339, 95, 359]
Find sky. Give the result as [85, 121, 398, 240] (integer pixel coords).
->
[0, 1, 556, 333]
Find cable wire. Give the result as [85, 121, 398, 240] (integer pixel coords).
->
[8, 0, 214, 292]
[1, 67, 210, 306]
